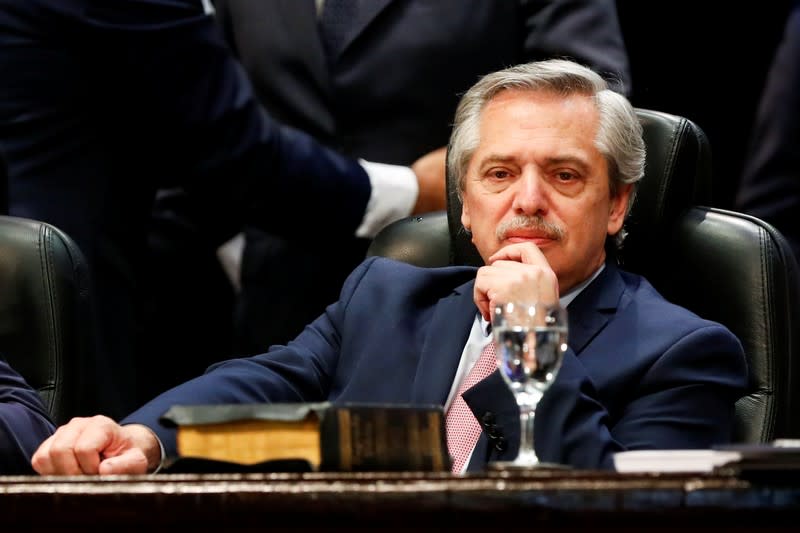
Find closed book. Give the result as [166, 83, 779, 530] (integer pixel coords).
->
[159, 402, 451, 473]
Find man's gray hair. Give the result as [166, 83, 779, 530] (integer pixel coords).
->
[446, 59, 646, 249]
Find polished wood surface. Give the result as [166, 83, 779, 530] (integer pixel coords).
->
[1, 469, 798, 531]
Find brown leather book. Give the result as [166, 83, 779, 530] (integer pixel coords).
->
[159, 402, 451, 473]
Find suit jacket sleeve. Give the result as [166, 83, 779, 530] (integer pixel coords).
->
[85, 0, 371, 241]
[0, 357, 56, 474]
[121, 257, 381, 458]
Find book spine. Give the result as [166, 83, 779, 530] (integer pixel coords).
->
[320, 405, 450, 472]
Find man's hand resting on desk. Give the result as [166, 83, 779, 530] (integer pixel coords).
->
[31, 416, 161, 475]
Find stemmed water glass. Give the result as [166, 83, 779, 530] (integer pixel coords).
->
[491, 301, 568, 467]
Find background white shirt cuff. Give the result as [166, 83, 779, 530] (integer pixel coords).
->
[355, 160, 418, 239]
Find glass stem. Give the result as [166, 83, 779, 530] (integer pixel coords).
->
[517, 398, 538, 464]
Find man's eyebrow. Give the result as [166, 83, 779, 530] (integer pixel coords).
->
[541, 155, 591, 172]
[475, 154, 516, 169]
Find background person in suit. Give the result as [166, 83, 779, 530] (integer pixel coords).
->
[31, 59, 746, 476]
[0, 356, 55, 475]
[195, 0, 633, 357]
[0, 0, 445, 419]
[735, 1, 800, 263]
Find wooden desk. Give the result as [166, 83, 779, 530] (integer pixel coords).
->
[2, 469, 799, 531]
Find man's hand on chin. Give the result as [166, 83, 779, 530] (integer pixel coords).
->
[473, 242, 558, 321]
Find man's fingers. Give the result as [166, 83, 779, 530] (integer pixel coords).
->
[474, 257, 559, 318]
[31, 415, 119, 475]
[30, 434, 56, 475]
[32, 417, 94, 474]
[72, 416, 127, 474]
[98, 448, 150, 475]
[488, 242, 547, 266]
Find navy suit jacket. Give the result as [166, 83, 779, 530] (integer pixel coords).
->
[0, 0, 371, 418]
[125, 257, 748, 470]
[0, 356, 55, 474]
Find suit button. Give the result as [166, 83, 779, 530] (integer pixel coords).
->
[482, 412, 496, 425]
[494, 438, 508, 452]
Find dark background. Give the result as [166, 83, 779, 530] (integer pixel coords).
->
[616, 1, 793, 209]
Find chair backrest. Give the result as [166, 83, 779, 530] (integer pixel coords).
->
[0, 215, 93, 424]
[368, 108, 800, 443]
[665, 208, 800, 442]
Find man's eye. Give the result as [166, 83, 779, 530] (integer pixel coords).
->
[490, 170, 510, 179]
[556, 171, 576, 182]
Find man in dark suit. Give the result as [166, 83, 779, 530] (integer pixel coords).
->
[0, 356, 55, 474]
[31, 59, 746, 475]
[204, 0, 633, 355]
[0, 0, 444, 419]
[735, 0, 800, 263]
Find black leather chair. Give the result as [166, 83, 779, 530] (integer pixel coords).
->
[0, 215, 94, 425]
[368, 108, 800, 443]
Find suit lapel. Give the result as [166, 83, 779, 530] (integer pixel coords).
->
[410, 278, 477, 405]
[566, 260, 626, 354]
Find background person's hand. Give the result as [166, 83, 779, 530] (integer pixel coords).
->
[411, 146, 447, 214]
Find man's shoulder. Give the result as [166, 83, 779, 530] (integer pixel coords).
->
[355, 256, 477, 289]
[337, 257, 476, 313]
[617, 267, 736, 337]
[361, 256, 474, 276]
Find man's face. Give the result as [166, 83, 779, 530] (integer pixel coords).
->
[460, 89, 632, 294]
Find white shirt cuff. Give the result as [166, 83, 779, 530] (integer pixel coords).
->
[355, 160, 418, 239]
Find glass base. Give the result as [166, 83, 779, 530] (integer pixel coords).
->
[488, 460, 571, 471]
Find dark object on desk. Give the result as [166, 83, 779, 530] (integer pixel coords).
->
[160, 402, 451, 473]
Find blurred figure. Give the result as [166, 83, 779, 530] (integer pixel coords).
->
[0, 355, 54, 474]
[735, 1, 800, 261]
[0, 0, 444, 418]
[205, 0, 633, 354]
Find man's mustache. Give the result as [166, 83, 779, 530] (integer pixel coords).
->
[496, 215, 564, 241]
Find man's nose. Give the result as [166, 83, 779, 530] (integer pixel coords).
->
[511, 169, 548, 214]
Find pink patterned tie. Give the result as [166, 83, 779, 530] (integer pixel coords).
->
[445, 341, 498, 473]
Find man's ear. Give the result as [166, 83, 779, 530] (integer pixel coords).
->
[608, 183, 633, 236]
[460, 202, 471, 232]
